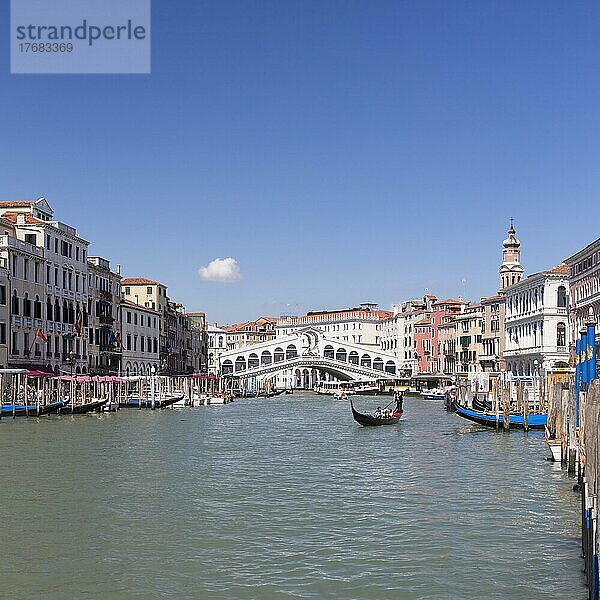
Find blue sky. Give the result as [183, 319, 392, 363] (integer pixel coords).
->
[2, 1, 599, 323]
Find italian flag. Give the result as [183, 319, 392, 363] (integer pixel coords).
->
[37, 329, 48, 344]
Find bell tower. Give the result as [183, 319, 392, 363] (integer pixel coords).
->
[499, 219, 524, 292]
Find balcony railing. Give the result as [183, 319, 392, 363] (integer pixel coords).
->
[100, 345, 122, 354]
[62, 354, 81, 362]
[0, 235, 44, 257]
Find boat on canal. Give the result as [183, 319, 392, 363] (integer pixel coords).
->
[1, 399, 69, 417]
[544, 427, 562, 461]
[58, 399, 108, 414]
[421, 388, 447, 401]
[350, 396, 403, 427]
[119, 394, 184, 409]
[455, 404, 547, 430]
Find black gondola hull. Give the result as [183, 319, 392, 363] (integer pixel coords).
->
[350, 400, 402, 426]
[58, 399, 108, 414]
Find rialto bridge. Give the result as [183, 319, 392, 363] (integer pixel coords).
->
[218, 327, 399, 389]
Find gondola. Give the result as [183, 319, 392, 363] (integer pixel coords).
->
[118, 394, 184, 409]
[350, 397, 403, 427]
[0, 399, 69, 417]
[455, 404, 547, 430]
[259, 390, 285, 398]
[58, 399, 108, 414]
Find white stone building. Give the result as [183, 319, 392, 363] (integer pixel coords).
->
[206, 324, 228, 375]
[0, 199, 90, 374]
[454, 303, 484, 375]
[564, 237, 600, 347]
[119, 300, 160, 376]
[276, 303, 391, 348]
[504, 264, 570, 376]
[379, 297, 436, 376]
[87, 256, 122, 374]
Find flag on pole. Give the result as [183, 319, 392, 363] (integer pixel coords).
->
[588, 320, 597, 383]
[36, 329, 48, 344]
[75, 310, 83, 335]
[576, 336, 581, 427]
[581, 329, 589, 386]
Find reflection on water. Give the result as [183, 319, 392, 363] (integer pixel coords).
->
[0, 393, 586, 599]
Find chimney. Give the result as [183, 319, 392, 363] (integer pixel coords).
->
[17, 214, 25, 225]
[116, 264, 121, 275]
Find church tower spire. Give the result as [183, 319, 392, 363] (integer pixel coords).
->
[499, 219, 524, 292]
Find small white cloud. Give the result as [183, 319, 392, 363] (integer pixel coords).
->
[198, 257, 242, 283]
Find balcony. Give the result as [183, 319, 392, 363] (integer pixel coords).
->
[98, 315, 114, 325]
[0, 235, 44, 257]
[100, 344, 122, 354]
[11, 315, 21, 326]
[479, 354, 498, 364]
[62, 354, 81, 362]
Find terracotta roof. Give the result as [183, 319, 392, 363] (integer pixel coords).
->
[433, 298, 465, 306]
[0, 211, 45, 225]
[482, 294, 506, 304]
[121, 277, 162, 286]
[375, 311, 393, 319]
[187, 312, 205, 317]
[547, 263, 569, 275]
[415, 318, 431, 325]
[0, 201, 34, 208]
[224, 321, 253, 332]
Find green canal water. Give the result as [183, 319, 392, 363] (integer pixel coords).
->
[0, 393, 586, 599]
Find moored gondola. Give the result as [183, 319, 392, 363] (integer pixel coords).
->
[119, 394, 184, 409]
[350, 395, 403, 427]
[455, 404, 547, 430]
[58, 399, 108, 414]
[1, 399, 69, 417]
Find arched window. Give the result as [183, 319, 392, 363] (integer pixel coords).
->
[324, 345, 334, 359]
[361, 354, 372, 368]
[46, 298, 53, 321]
[261, 350, 272, 365]
[373, 358, 384, 371]
[248, 353, 259, 369]
[11, 291, 19, 315]
[22, 292, 31, 318]
[557, 286, 567, 308]
[557, 322, 566, 348]
[34, 295, 42, 319]
[218, 336, 224, 348]
[55, 299, 61, 322]
[348, 351, 359, 365]
[235, 356, 246, 372]
[222, 359, 233, 374]
[336, 348, 347, 362]
[385, 361, 396, 374]
[286, 344, 298, 360]
[274, 347, 284, 362]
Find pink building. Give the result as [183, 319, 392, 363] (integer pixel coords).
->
[431, 299, 467, 373]
[414, 317, 433, 373]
